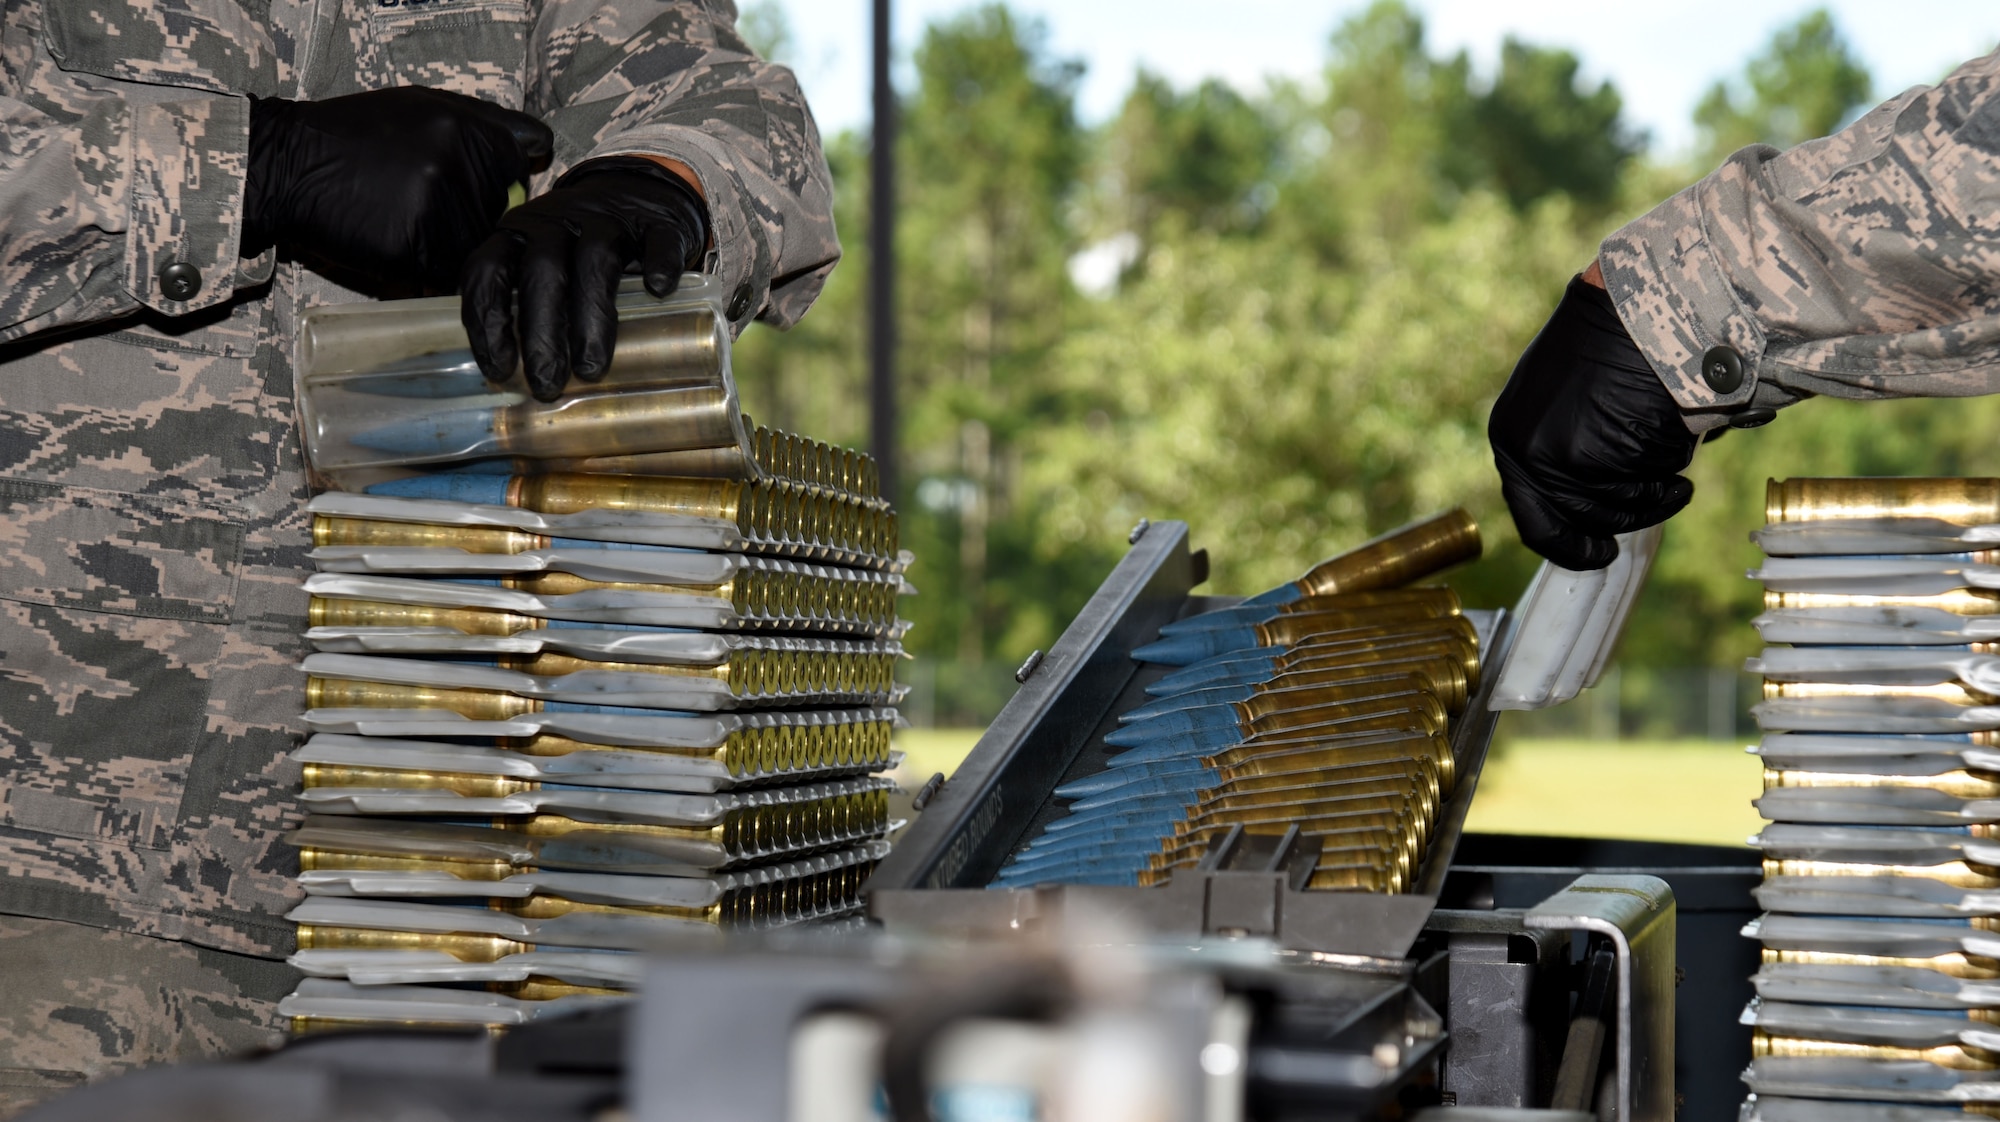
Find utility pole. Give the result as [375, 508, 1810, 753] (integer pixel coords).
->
[869, 0, 898, 507]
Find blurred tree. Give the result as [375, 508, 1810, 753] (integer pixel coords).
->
[1461, 39, 1642, 212]
[1694, 8, 1872, 162]
[735, 0, 793, 63]
[1101, 71, 1283, 237]
[895, 6, 1087, 670]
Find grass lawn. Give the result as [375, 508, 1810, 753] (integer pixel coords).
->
[893, 730, 1763, 849]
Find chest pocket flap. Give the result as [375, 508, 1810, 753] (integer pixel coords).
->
[363, 0, 531, 108]
[41, 0, 278, 96]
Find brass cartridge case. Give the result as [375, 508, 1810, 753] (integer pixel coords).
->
[504, 572, 720, 597]
[309, 597, 543, 635]
[1263, 657, 1469, 714]
[1235, 705, 1452, 751]
[296, 848, 516, 879]
[485, 385, 738, 460]
[1294, 509, 1483, 598]
[1238, 675, 1437, 724]
[507, 568, 901, 632]
[1281, 621, 1482, 682]
[291, 1017, 508, 1036]
[1217, 737, 1455, 795]
[307, 678, 539, 719]
[1766, 768, 2000, 799]
[1277, 587, 1462, 617]
[1205, 716, 1438, 764]
[504, 473, 897, 564]
[1174, 773, 1441, 833]
[1762, 588, 2000, 615]
[1762, 680, 1999, 706]
[1199, 761, 1442, 816]
[1762, 858, 2000, 888]
[295, 925, 528, 962]
[313, 515, 547, 553]
[1750, 1029, 2000, 1071]
[1303, 863, 1398, 892]
[492, 979, 629, 1001]
[1245, 690, 1450, 739]
[1767, 477, 2000, 525]
[500, 649, 900, 701]
[507, 893, 718, 925]
[1153, 810, 1418, 867]
[1252, 603, 1460, 650]
[302, 764, 533, 797]
[1761, 947, 2000, 979]
[548, 445, 751, 481]
[504, 718, 898, 778]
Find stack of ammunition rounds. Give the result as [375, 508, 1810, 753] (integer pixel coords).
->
[279, 299, 914, 1032]
[992, 510, 1482, 892]
[1741, 478, 2000, 1111]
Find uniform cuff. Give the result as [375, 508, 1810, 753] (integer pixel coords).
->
[1597, 159, 1774, 425]
[126, 94, 254, 314]
[584, 127, 771, 335]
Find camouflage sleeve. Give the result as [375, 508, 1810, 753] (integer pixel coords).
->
[0, 0, 275, 342]
[1599, 49, 2000, 429]
[528, 0, 839, 335]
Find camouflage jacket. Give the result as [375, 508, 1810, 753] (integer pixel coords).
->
[0, 0, 837, 957]
[1600, 49, 2000, 431]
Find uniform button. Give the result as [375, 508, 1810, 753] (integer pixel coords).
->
[1700, 344, 1744, 394]
[1727, 406, 1777, 429]
[158, 261, 202, 302]
[727, 283, 753, 321]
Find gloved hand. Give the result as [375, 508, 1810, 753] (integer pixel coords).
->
[1488, 274, 1699, 570]
[243, 87, 553, 291]
[460, 156, 710, 401]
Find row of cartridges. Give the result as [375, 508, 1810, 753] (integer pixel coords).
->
[993, 509, 1486, 892]
[1735, 478, 2000, 1120]
[274, 461, 911, 1031]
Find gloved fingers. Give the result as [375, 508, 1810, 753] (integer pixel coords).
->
[461, 231, 524, 385]
[1500, 476, 1620, 571]
[641, 224, 692, 299]
[445, 91, 556, 169]
[515, 218, 577, 402]
[1563, 476, 1696, 536]
[568, 215, 629, 384]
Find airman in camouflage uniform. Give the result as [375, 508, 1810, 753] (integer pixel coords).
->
[1492, 48, 2000, 569]
[0, 0, 836, 1112]
[1600, 48, 2000, 427]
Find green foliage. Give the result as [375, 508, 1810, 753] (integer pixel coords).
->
[1461, 39, 1642, 211]
[1100, 71, 1282, 237]
[1694, 8, 1871, 162]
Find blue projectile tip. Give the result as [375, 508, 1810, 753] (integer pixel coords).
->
[1242, 582, 1303, 608]
[1120, 684, 1253, 724]
[350, 406, 499, 457]
[1106, 732, 1240, 768]
[339, 351, 492, 398]
[1145, 650, 1284, 692]
[1131, 635, 1218, 665]
[1055, 759, 1216, 799]
[1157, 604, 1279, 637]
[365, 473, 512, 504]
[1105, 706, 1239, 748]
[1071, 773, 1209, 812]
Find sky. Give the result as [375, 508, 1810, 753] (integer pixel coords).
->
[762, 1, 2000, 158]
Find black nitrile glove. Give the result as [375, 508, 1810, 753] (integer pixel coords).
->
[243, 87, 553, 291]
[460, 156, 710, 401]
[1489, 276, 1699, 570]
